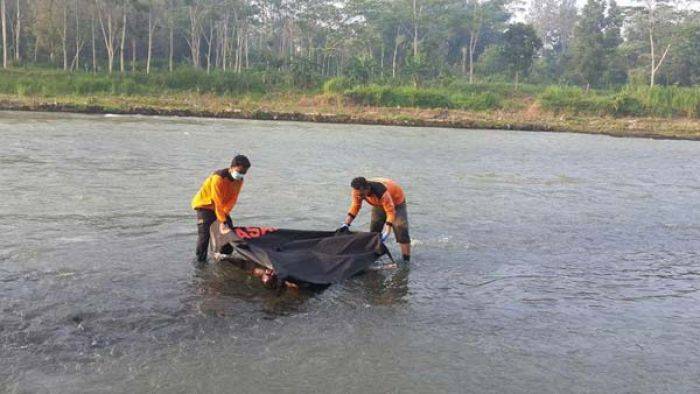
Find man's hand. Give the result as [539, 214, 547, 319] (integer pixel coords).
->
[336, 223, 350, 234]
[381, 224, 392, 242]
[219, 221, 231, 234]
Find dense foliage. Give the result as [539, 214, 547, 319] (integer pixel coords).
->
[0, 0, 698, 88]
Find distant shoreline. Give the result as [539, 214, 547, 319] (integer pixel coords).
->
[2, 95, 699, 141]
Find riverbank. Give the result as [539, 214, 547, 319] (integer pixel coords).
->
[2, 93, 699, 140]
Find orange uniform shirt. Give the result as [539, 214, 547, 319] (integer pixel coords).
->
[191, 169, 243, 222]
[348, 178, 405, 224]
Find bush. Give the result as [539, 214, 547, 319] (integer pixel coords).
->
[323, 77, 354, 94]
[0, 67, 696, 118]
[344, 85, 452, 108]
[611, 93, 645, 116]
[0, 67, 302, 97]
[343, 85, 504, 110]
[73, 76, 112, 95]
[537, 85, 700, 118]
[451, 92, 501, 111]
[537, 86, 613, 115]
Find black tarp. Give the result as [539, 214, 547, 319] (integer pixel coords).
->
[210, 225, 389, 285]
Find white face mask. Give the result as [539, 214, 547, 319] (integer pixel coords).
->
[231, 171, 245, 181]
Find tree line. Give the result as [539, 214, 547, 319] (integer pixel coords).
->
[1, 0, 698, 88]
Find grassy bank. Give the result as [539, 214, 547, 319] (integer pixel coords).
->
[1, 69, 699, 139]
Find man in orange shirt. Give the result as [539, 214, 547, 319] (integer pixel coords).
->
[338, 177, 411, 262]
[191, 155, 251, 262]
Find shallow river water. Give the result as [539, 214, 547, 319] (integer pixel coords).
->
[1, 111, 699, 393]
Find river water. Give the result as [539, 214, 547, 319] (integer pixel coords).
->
[1, 111, 699, 393]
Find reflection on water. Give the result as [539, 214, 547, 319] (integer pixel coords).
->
[1, 111, 700, 392]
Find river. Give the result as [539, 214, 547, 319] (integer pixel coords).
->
[1, 111, 699, 393]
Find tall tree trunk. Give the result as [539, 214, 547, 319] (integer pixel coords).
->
[91, 12, 96, 73]
[468, 32, 478, 83]
[222, 13, 228, 71]
[244, 28, 248, 70]
[119, 2, 126, 73]
[206, 22, 213, 73]
[461, 46, 467, 75]
[380, 41, 385, 78]
[1, 0, 7, 68]
[96, 1, 115, 74]
[392, 27, 400, 79]
[168, 23, 173, 72]
[214, 25, 220, 69]
[131, 38, 135, 72]
[468, 0, 482, 84]
[649, 4, 655, 88]
[12, 0, 18, 62]
[647, 6, 670, 88]
[72, 0, 82, 71]
[146, 7, 153, 74]
[187, 5, 202, 69]
[412, 0, 418, 57]
[62, 2, 68, 70]
[34, 35, 39, 63]
[235, 26, 241, 73]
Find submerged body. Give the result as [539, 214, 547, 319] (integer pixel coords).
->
[209, 223, 388, 287]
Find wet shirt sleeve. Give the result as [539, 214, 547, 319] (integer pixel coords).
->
[380, 191, 396, 225]
[211, 176, 241, 222]
[226, 181, 243, 217]
[348, 189, 363, 219]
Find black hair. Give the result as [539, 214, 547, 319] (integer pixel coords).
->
[351, 177, 369, 190]
[231, 154, 251, 168]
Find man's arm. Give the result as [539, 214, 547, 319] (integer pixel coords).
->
[338, 190, 363, 232]
[379, 192, 396, 239]
[211, 176, 234, 233]
[344, 191, 364, 225]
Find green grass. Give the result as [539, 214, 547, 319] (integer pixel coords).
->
[538, 85, 700, 118]
[0, 68, 698, 118]
[343, 85, 503, 110]
[0, 68, 297, 97]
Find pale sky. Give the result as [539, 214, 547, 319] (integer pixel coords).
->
[515, 0, 700, 22]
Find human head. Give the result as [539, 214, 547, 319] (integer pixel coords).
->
[230, 154, 251, 175]
[351, 176, 370, 197]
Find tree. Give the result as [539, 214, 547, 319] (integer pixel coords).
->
[645, 0, 670, 87]
[501, 22, 541, 87]
[448, 0, 509, 83]
[1, 0, 7, 68]
[143, 0, 163, 74]
[12, 0, 19, 62]
[528, 0, 577, 55]
[95, 0, 121, 73]
[0, 0, 695, 86]
[664, 13, 700, 85]
[186, 1, 205, 68]
[570, 0, 606, 87]
[602, 0, 626, 85]
[621, 0, 688, 86]
[527, 0, 577, 81]
[119, 0, 128, 73]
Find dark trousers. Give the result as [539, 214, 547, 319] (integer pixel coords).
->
[195, 209, 232, 262]
[370, 202, 411, 244]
